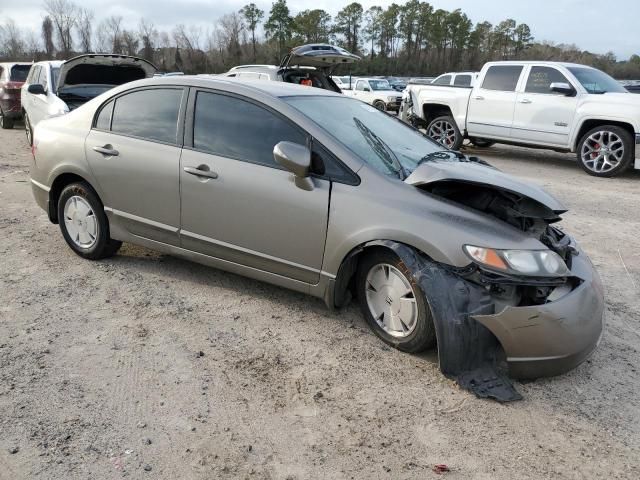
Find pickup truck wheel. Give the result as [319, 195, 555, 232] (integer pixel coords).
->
[577, 125, 633, 177]
[470, 138, 495, 148]
[356, 250, 436, 353]
[427, 116, 463, 150]
[0, 108, 14, 129]
[373, 100, 386, 111]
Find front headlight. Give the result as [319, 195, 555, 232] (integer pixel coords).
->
[387, 96, 397, 102]
[463, 245, 570, 277]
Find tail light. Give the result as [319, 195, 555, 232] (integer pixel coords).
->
[4, 81, 23, 93]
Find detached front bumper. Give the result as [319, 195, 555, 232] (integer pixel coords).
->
[474, 250, 605, 379]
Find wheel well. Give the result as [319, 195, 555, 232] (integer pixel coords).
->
[48, 173, 91, 223]
[574, 120, 635, 151]
[422, 104, 453, 126]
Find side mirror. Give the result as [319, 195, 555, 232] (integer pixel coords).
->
[28, 84, 46, 95]
[550, 82, 575, 96]
[273, 141, 314, 191]
[363, 87, 371, 92]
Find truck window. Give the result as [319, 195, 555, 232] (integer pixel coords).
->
[525, 67, 571, 94]
[433, 75, 451, 85]
[481, 66, 523, 92]
[454, 74, 472, 87]
[355, 81, 368, 91]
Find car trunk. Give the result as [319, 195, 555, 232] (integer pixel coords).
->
[57, 55, 157, 110]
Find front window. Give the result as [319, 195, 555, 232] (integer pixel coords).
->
[567, 67, 626, 94]
[368, 79, 392, 91]
[51, 67, 60, 91]
[285, 96, 446, 179]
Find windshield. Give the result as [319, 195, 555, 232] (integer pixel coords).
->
[369, 79, 392, 91]
[567, 67, 627, 94]
[10, 65, 31, 82]
[285, 96, 446, 179]
[51, 67, 60, 91]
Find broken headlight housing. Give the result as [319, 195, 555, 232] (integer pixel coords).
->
[463, 245, 570, 277]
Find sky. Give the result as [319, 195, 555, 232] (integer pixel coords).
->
[2, 0, 639, 59]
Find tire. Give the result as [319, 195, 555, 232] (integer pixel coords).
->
[373, 100, 386, 111]
[577, 125, 633, 177]
[426, 115, 463, 150]
[57, 182, 122, 260]
[24, 113, 33, 146]
[0, 108, 14, 129]
[469, 137, 495, 148]
[356, 249, 436, 353]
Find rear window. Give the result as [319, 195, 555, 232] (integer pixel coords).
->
[481, 66, 523, 91]
[111, 88, 183, 144]
[10, 65, 31, 82]
[454, 74, 472, 87]
[433, 75, 452, 85]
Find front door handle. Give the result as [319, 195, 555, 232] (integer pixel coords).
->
[473, 95, 485, 100]
[519, 99, 532, 104]
[93, 145, 119, 156]
[184, 165, 218, 179]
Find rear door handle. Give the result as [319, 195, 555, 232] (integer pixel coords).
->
[519, 99, 532, 104]
[473, 95, 484, 100]
[93, 145, 119, 156]
[184, 165, 218, 179]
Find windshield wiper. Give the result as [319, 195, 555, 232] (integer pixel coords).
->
[417, 150, 465, 166]
[353, 117, 408, 179]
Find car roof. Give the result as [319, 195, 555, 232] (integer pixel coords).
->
[126, 75, 344, 99]
[483, 61, 594, 69]
[33, 60, 65, 67]
[0, 62, 32, 67]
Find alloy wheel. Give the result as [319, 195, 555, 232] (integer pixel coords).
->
[428, 119, 457, 148]
[364, 263, 418, 338]
[580, 130, 624, 174]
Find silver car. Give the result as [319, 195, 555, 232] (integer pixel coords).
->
[29, 76, 604, 397]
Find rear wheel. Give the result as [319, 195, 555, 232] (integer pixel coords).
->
[57, 182, 122, 260]
[426, 115, 463, 150]
[356, 250, 436, 353]
[0, 108, 14, 129]
[577, 125, 633, 177]
[24, 113, 33, 146]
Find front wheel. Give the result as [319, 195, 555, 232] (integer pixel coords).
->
[577, 125, 633, 177]
[426, 115, 463, 150]
[57, 182, 122, 260]
[356, 250, 436, 353]
[373, 100, 386, 111]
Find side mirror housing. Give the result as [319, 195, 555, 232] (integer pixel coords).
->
[273, 141, 314, 191]
[28, 84, 46, 95]
[363, 87, 371, 92]
[550, 82, 575, 96]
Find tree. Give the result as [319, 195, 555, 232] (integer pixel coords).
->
[76, 7, 93, 53]
[240, 3, 264, 61]
[334, 3, 363, 53]
[138, 19, 157, 63]
[293, 9, 331, 43]
[217, 14, 245, 64]
[264, 0, 293, 60]
[42, 16, 55, 58]
[1, 19, 26, 59]
[98, 15, 123, 54]
[43, 0, 77, 56]
[363, 6, 383, 58]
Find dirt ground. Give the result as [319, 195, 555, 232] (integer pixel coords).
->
[0, 124, 639, 480]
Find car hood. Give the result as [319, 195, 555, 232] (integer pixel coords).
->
[280, 44, 360, 70]
[581, 91, 640, 105]
[57, 54, 157, 93]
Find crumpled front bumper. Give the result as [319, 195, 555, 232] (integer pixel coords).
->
[473, 249, 605, 379]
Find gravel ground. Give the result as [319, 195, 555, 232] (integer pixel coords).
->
[0, 125, 639, 479]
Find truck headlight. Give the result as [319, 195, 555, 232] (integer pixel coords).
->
[387, 96, 397, 102]
[463, 245, 570, 277]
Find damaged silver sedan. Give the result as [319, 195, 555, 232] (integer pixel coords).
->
[29, 76, 604, 400]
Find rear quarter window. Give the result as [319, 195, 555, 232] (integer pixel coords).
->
[481, 66, 523, 91]
[434, 75, 452, 85]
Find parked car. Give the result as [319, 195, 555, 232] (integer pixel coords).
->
[407, 77, 435, 85]
[384, 76, 408, 92]
[347, 78, 402, 112]
[0, 62, 32, 129]
[431, 71, 478, 87]
[224, 44, 360, 92]
[29, 76, 603, 384]
[331, 75, 357, 90]
[21, 54, 156, 145]
[401, 61, 640, 177]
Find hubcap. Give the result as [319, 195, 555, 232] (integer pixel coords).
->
[427, 120, 456, 148]
[365, 264, 418, 338]
[581, 130, 624, 174]
[63, 196, 98, 248]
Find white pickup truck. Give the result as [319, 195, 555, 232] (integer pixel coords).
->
[400, 61, 640, 177]
[346, 78, 403, 112]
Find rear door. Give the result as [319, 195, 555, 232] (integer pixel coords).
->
[84, 87, 186, 245]
[467, 65, 524, 139]
[511, 65, 578, 146]
[179, 89, 330, 284]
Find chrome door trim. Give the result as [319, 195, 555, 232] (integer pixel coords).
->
[104, 206, 179, 233]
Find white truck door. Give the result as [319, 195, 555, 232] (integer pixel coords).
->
[511, 65, 578, 147]
[352, 80, 369, 102]
[467, 65, 524, 139]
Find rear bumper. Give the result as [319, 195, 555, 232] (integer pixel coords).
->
[474, 250, 605, 379]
